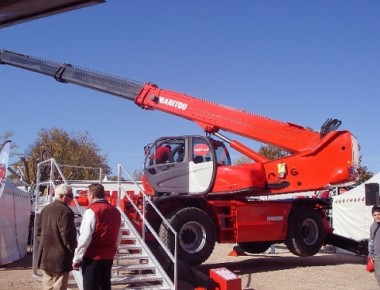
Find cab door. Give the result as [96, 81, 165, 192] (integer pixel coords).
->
[143, 136, 216, 195]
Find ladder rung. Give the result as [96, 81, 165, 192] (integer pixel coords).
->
[112, 274, 163, 284]
[118, 244, 141, 250]
[116, 254, 149, 260]
[112, 264, 155, 272]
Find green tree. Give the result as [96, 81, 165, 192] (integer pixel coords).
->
[12, 128, 111, 183]
[355, 165, 373, 186]
[234, 144, 286, 165]
[258, 144, 288, 160]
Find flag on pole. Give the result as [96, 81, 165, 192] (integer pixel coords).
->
[0, 140, 11, 198]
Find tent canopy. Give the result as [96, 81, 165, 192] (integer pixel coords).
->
[0, 0, 104, 28]
[0, 180, 31, 265]
[332, 172, 380, 241]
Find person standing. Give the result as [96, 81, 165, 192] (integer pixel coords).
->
[72, 183, 121, 290]
[369, 205, 380, 286]
[36, 184, 77, 290]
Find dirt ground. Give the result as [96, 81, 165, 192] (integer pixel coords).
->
[0, 244, 378, 290]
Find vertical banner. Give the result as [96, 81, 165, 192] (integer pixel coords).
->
[0, 141, 11, 198]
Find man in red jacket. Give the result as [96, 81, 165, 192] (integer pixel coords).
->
[72, 183, 121, 290]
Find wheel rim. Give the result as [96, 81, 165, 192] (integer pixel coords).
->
[301, 218, 319, 245]
[179, 220, 206, 253]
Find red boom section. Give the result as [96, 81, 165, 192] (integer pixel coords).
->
[208, 130, 357, 195]
[135, 84, 321, 153]
[261, 130, 357, 194]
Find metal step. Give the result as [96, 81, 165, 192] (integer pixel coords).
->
[112, 264, 156, 272]
[121, 235, 136, 241]
[112, 274, 163, 284]
[115, 253, 150, 260]
[117, 244, 142, 251]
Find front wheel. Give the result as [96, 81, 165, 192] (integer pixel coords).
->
[159, 207, 216, 266]
[285, 207, 325, 257]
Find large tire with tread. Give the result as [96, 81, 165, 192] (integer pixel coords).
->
[238, 241, 272, 254]
[285, 207, 325, 257]
[159, 207, 216, 266]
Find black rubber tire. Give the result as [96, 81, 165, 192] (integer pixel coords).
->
[285, 207, 325, 257]
[237, 241, 272, 254]
[159, 207, 216, 266]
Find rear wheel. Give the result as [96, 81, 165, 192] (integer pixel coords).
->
[237, 241, 272, 254]
[285, 207, 325, 257]
[159, 207, 216, 266]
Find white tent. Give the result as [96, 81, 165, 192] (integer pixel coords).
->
[0, 180, 30, 265]
[332, 172, 380, 241]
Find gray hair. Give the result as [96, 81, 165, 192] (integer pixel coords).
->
[55, 184, 73, 196]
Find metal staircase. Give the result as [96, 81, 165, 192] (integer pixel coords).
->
[31, 159, 176, 290]
[110, 204, 174, 289]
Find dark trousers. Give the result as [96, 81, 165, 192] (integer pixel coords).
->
[82, 257, 113, 290]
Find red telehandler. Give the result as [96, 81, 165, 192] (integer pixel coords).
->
[0, 50, 366, 266]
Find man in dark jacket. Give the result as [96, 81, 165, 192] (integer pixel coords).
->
[36, 184, 77, 290]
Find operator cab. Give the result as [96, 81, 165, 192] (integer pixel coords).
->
[143, 136, 231, 196]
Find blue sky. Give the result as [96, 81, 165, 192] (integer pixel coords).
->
[1, 1, 380, 176]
